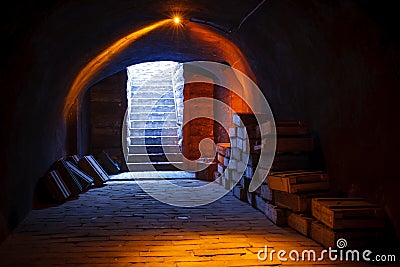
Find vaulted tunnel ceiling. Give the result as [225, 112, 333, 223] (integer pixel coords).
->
[2, 0, 400, 243]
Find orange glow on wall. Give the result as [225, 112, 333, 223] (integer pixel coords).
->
[184, 23, 255, 113]
[185, 23, 255, 81]
[63, 19, 172, 116]
[63, 18, 256, 117]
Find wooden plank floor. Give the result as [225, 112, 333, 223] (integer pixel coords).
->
[0, 177, 394, 266]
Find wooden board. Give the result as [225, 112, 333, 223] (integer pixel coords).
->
[227, 159, 237, 170]
[224, 156, 230, 167]
[269, 170, 328, 182]
[276, 137, 314, 152]
[225, 148, 232, 159]
[288, 213, 314, 237]
[237, 127, 246, 139]
[217, 153, 225, 165]
[244, 165, 254, 179]
[311, 198, 386, 230]
[78, 155, 109, 187]
[257, 120, 309, 137]
[255, 138, 314, 153]
[254, 194, 266, 212]
[232, 185, 247, 201]
[229, 127, 237, 137]
[65, 161, 94, 191]
[43, 170, 72, 202]
[267, 171, 329, 193]
[271, 152, 310, 171]
[217, 163, 225, 175]
[236, 160, 247, 173]
[247, 153, 260, 167]
[274, 190, 330, 213]
[247, 191, 256, 207]
[214, 171, 222, 185]
[256, 196, 289, 226]
[96, 150, 120, 175]
[216, 143, 230, 156]
[239, 177, 251, 191]
[221, 175, 234, 190]
[231, 145, 242, 160]
[276, 121, 309, 135]
[310, 220, 384, 249]
[237, 125, 259, 140]
[222, 170, 239, 190]
[52, 159, 83, 195]
[264, 201, 289, 226]
[259, 184, 274, 202]
[66, 154, 80, 166]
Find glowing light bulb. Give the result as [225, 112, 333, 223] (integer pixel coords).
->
[174, 17, 180, 24]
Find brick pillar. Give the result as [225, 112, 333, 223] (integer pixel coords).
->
[213, 85, 231, 144]
[213, 85, 252, 144]
[182, 79, 214, 160]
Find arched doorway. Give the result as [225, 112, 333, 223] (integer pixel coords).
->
[63, 20, 257, 173]
[125, 61, 184, 171]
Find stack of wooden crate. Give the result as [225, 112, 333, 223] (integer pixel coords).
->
[221, 115, 389, 249]
[310, 198, 387, 248]
[78, 155, 110, 187]
[252, 178, 286, 226]
[215, 142, 231, 188]
[222, 115, 330, 227]
[264, 170, 331, 228]
[217, 113, 261, 196]
[254, 120, 314, 171]
[232, 113, 261, 183]
[240, 170, 330, 227]
[231, 118, 317, 207]
[230, 113, 260, 182]
[247, 119, 328, 226]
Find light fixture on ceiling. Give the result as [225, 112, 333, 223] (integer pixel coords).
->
[173, 16, 181, 24]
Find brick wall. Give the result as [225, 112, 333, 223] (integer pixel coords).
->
[88, 71, 128, 170]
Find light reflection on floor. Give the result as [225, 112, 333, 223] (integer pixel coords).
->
[110, 171, 196, 180]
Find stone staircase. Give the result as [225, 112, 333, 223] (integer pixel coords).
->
[126, 62, 183, 171]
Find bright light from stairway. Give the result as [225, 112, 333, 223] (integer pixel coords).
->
[125, 61, 184, 171]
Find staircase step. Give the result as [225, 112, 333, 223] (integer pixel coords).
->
[125, 62, 182, 168]
[131, 78, 172, 83]
[128, 145, 181, 154]
[131, 91, 174, 98]
[127, 162, 183, 171]
[130, 98, 175, 105]
[129, 112, 176, 121]
[127, 153, 183, 163]
[129, 128, 178, 137]
[129, 136, 179, 145]
[131, 85, 172, 92]
[129, 105, 175, 112]
[131, 85, 173, 91]
[130, 120, 177, 128]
